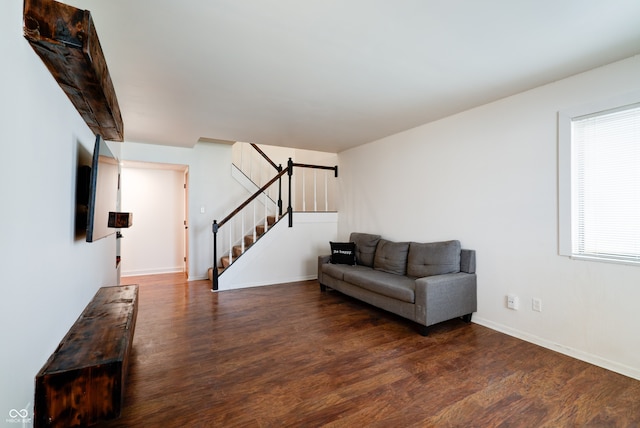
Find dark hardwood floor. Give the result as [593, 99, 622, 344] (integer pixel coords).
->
[98, 273, 640, 427]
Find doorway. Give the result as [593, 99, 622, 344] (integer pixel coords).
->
[120, 161, 189, 277]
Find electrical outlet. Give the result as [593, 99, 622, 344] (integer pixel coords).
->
[532, 298, 542, 312]
[507, 294, 519, 310]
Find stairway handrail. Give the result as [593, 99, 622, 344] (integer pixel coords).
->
[250, 143, 281, 172]
[291, 162, 338, 177]
[218, 168, 288, 229]
[246, 143, 283, 216]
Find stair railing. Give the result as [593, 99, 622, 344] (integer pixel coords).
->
[289, 159, 338, 212]
[212, 168, 287, 290]
[251, 143, 284, 216]
[234, 142, 284, 216]
[286, 158, 338, 227]
[234, 142, 340, 213]
[212, 150, 338, 291]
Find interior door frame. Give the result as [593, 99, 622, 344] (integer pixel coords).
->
[184, 168, 189, 278]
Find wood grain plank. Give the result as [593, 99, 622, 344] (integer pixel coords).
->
[23, 0, 124, 141]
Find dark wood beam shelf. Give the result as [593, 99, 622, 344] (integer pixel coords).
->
[23, 0, 124, 141]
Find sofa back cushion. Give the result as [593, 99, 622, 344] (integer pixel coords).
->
[373, 239, 410, 275]
[407, 240, 461, 278]
[350, 233, 381, 267]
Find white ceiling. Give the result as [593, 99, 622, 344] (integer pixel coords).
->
[66, 0, 640, 153]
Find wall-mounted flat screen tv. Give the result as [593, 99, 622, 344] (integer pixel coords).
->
[86, 135, 119, 242]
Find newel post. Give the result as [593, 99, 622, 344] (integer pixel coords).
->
[277, 164, 283, 217]
[211, 220, 219, 291]
[287, 158, 293, 227]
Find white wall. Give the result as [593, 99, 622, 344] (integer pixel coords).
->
[121, 141, 249, 279]
[337, 55, 640, 380]
[120, 166, 186, 276]
[0, 0, 118, 421]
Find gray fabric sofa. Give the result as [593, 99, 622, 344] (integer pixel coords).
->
[317, 232, 477, 335]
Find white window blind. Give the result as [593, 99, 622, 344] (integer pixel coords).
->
[571, 103, 640, 263]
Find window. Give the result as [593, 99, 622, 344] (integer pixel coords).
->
[559, 94, 640, 265]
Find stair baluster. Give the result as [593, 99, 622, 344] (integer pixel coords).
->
[302, 168, 306, 212]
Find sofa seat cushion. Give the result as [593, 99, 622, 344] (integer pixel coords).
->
[343, 269, 415, 303]
[407, 240, 461, 278]
[321, 263, 371, 281]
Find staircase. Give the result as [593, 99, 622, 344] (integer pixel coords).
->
[210, 143, 338, 290]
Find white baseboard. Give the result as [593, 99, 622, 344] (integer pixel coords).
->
[217, 274, 316, 291]
[121, 266, 184, 277]
[472, 316, 640, 381]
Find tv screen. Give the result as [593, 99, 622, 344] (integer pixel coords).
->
[86, 135, 119, 242]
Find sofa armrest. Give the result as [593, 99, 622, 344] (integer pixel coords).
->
[460, 249, 476, 274]
[317, 255, 331, 284]
[414, 273, 477, 326]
